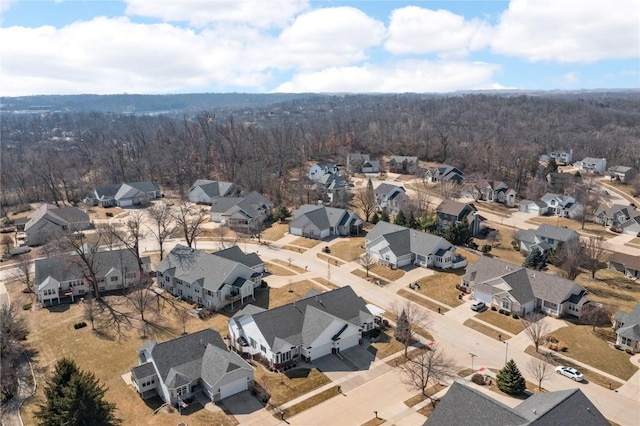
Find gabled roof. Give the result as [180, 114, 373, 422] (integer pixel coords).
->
[615, 302, 640, 327]
[608, 165, 634, 174]
[366, 222, 453, 259]
[190, 179, 236, 198]
[214, 246, 263, 269]
[34, 248, 145, 288]
[239, 286, 372, 350]
[127, 181, 160, 193]
[94, 184, 121, 199]
[426, 382, 608, 426]
[389, 155, 417, 163]
[436, 200, 475, 218]
[157, 245, 259, 292]
[290, 205, 363, 231]
[535, 224, 579, 242]
[609, 252, 640, 271]
[25, 204, 89, 232]
[139, 328, 252, 389]
[374, 183, 405, 197]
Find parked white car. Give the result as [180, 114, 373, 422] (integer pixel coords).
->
[470, 300, 486, 311]
[555, 366, 584, 382]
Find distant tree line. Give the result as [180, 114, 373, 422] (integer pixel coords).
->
[2, 93, 639, 214]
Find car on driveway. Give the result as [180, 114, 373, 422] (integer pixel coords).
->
[555, 366, 584, 381]
[470, 300, 486, 311]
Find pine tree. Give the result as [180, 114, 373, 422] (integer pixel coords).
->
[496, 359, 526, 395]
[371, 211, 380, 224]
[35, 358, 120, 426]
[522, 249, 547, 270]
[380, 208, 390, 223]
[394, 309, 411, 354]
[407, 211, 418, 229]
[395, 210, 407, 226]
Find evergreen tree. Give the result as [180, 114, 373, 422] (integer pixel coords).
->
[35, 358, 120, 426]
[496, 359, 526, 395]
[407, 211, 418, 229]
[395, 210, 407, 227]
[419, 213, 439, 233]
[522, 249, 547, 270]
[443, 219, 473, 246]
[371, 211, 380, 224]
[273, 205, 291, 222]
[380, 208, 390, 223]
[394, 309, 411, 353]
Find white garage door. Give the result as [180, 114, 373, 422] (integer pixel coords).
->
[220, 378, 248, 399]
[339, 333, 359, 351]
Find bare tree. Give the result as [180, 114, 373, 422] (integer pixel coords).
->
[83, 296, 101, 331]
[582, 303, 617, 331]
[437, 181, 461, 200]
[177, 308, 190, 335]
[391, 301, 431, 356]
[521, 312, 550, 352]
[172, 202, 208, 248]
[353, 178, 376, 222]
[1, 234, 13, 256]
[526, 358, 553, 391]
[400, 345, 457, 406]
[357, 253, 377, 278]
[582, 235, 608, 279]
[95, 223, 122, 251]
[146, 202, 175, 260]
[551, 239, 584, 281]
[11, 254, 33, 294]
[127, 277, 156, 323]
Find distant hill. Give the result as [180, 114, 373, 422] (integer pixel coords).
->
[0, 93, 315, 115]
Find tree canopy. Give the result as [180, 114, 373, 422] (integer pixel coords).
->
[496, 359, 526, 395]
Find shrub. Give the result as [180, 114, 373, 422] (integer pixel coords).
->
[512, 314, 519, 320]
[22, 303, 32, 311]
[323, 246, 331, 254]
[471, 373, 486, 385]
[260, 281, 268, 288]
[626, 348, 634, 355]
[557, 341, 568, 352]
[499, 309, 504, 314]
[545, 334, 558, 344]
[105, 212, 114, 218]
[614, 344, 622, 350]
[502, 310, 510, 316]
[491, 306, 497, 311]
[73, 322, 87, 330]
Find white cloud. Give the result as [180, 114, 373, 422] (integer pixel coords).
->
[275, 7, 385, 70]
[385, 6, 490, 58]
[491, 0, 639, 62]
[0, 0, 16, 13]
[124, 0, 309, 28]
[274, 60, 501, 93]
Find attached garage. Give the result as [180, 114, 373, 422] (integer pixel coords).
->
[219, 378, 248, 399]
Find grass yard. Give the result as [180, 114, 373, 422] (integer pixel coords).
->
[547, 324, 638, 380]
[254, 366, 332, 407]
[328, 238, 366, 262]
[369, 264, 405, 281]
[526, 216, 614, 239]
[5, 282, 236, 426]
[270, 258, 307, 274]
[524, 346, 623, 390]
[279, 386, 341, 418]
[575, 269, 640, 313]
[485, 369, 541, 399]
[397, 289, 450, 314]
[368, 329, 405, 359]
[316, 253, 346, 266]
[463, 319, 505, 341]
[264, 261, 297, 276]
[361, 417, 386, 426]
[351, 269, 389, 286]
[414, 271, 464, 307]
[85, 205, 128, 220]
[404, 384, 447, 407]
[311, 277, 341, 291]
[262, 221, 289, 241]
[475, 309, 525, 335]
[478, 224, 527, 266]
[254, 280, 326, 310]
[283, 244, 307, 253]
[290, 237, 322, 248]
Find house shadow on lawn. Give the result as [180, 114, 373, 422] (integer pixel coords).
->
[44, 303, 71, 313]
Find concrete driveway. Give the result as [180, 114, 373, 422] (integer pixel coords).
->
[313, 345, 376, 381]
[219, 390, 281, 426]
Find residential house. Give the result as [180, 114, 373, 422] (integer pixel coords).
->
[85, 181, 161, 207]
[574, 157, 607, 174]
[132, 328, 254, 405]
[228, 286, 375, 368]
[309, 161, 339, 182]
[316, 173, 349, 204]
[607, 166, 637, 184]
[425, 164, 464, 185]
[435, 200, 486, 237]
[156, 245, 263, 310]
[462, 256, 590, 318]
[519, 200, 549, 216]
[289, 205, 363, 240]
[596, 204, 640, 235]
[214, 246, 265, 275]
[188, 179, 237, 204]
[347, 153, 380, 174]
[210, 191, 273, 233]
[374, 183, 408, 213]
[365, 221, 466, 270]
[613, 303, 640, 353]
[514, 224, 579, 254]
[471, 180, 516, 207]
[388, 156, 418, 175]
[609, 252, 640, 279]
[548, 172, 579, 192]
[539, 193, 583, 218]
[547, 149, 574, 165]
[25, 204, 91, 246]
[35, 248, 150, 306]
[426, 381, 608, 426]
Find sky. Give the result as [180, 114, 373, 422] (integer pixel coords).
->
[0, 0, 638, 96]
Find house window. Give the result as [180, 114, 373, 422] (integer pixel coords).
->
[260, 345, 266, 353]
[543, 300, 558, 310]
[176, 385, 188, 396]
[250, 338, 256, 349]
[110, 276, 118, 282]
[501, 300, 510, 309]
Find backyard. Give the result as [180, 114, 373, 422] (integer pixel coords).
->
[575, 269, 640, 313]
